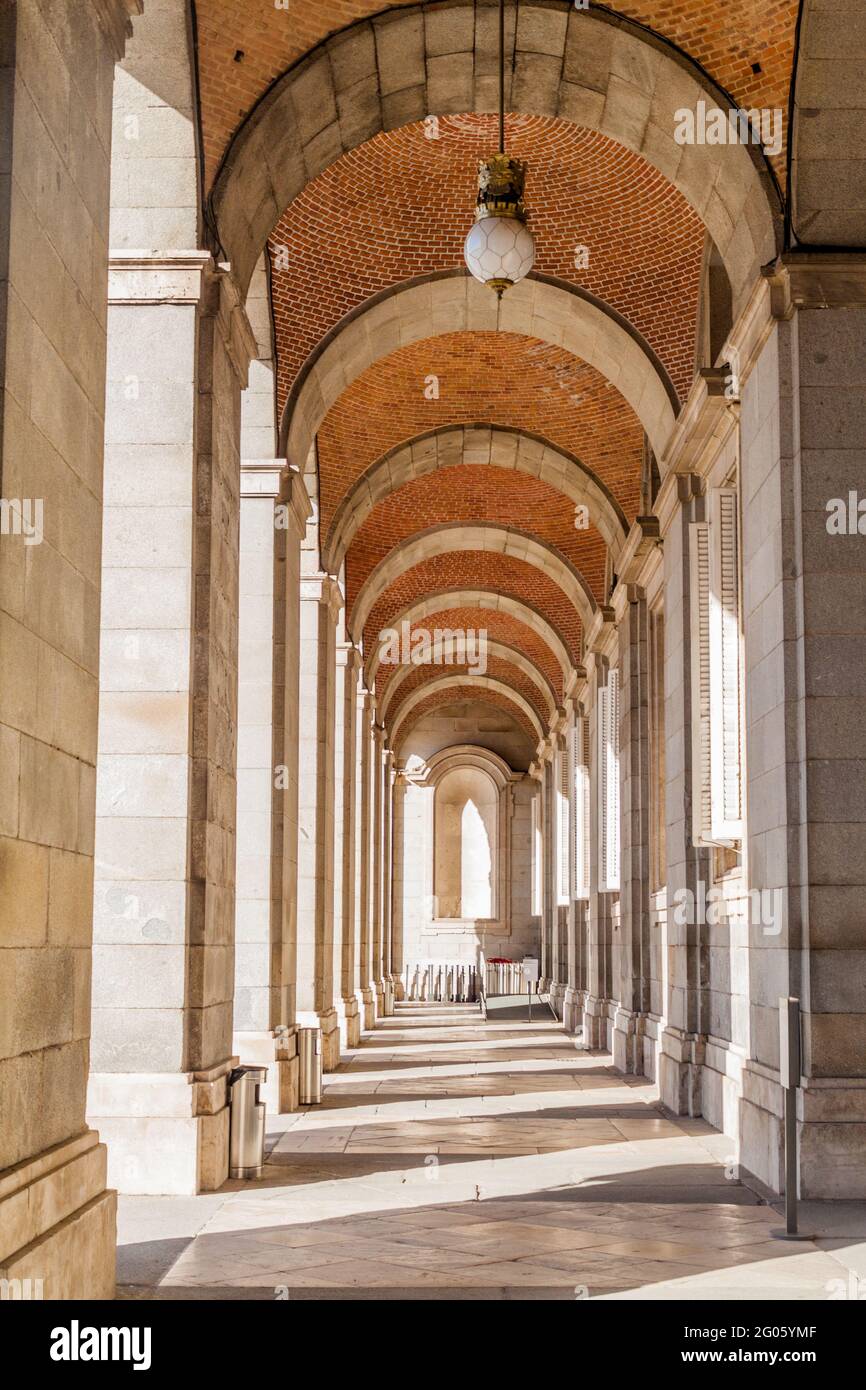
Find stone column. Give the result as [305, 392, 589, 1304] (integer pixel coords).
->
[612, 590, 652, 1074]
[88, 253, 254, 1195]
[583, 627, 618, 1050]
[334, 641, 362, 1047]
[538, 746, 554, 991]
[274, 466, 311, 1047]
[296, 569, 342, 1069]
[232, 462, 310, 1114]
[0, 0, 139, 1299]
[382, 748, 396, 1012]
[735, 259, 866, 1196]
[391, 772, 408, 993]
[371, 722, 387, 1017]
[357, 690, 376, 1028]
[656, 476, 712, 1113]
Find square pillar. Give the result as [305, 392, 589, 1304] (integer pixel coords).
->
[333, 641, 363, 1047]
[296, 571, 343, 1069]
[371, 722, 387, 1016]
[356, 690, 376, 1028]
[657, 476, 712, 1114]
[612, 591, 653, 1074]
[88, 253, 254, 1194]
[232, 461, 310, 1114]
[0, 0, 139, 1298]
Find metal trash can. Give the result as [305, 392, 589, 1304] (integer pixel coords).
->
[228, 1065, 268, 1179]
[298, 1026, 323, 1105]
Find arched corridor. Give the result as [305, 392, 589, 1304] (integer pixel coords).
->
[116, 1005, 851, 1300]
[1, 0, 866, 1314]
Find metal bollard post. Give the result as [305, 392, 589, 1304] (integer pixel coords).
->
[298, 1026, 323, 1105]
[772, 997, 812, 1240]
[228, 1065, 268, 1179]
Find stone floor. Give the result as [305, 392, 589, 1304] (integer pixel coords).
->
[117, 1004, 866, 1300]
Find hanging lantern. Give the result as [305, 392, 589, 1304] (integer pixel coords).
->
[463, 0, 536, 298]
[464, 152, 536, 297]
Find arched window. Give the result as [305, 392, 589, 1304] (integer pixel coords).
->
[433, 767, 498, 920]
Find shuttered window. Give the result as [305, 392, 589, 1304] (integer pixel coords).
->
[571, 715, 590, 900]
[690, 487, 743, 847]
[598, 671, 621, 893]
[557, 747, 570, 904]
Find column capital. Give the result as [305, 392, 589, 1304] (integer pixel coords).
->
[300, 572, 343, 623]
[584, 604, 618, 659]
[212, 265, 258, 388]
[108, 251, 214, 305]
[241, 460, 285, 499]
[337, 642, 363, 672]
[276, 463, 313, 537]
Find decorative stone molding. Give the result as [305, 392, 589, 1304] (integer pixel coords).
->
[108, 250, 213, 304]
[657, 367, 732, 483]
[277, 462, 313, 540]
[241, 459, 285, 498]
[583, 604, 618, 661]
[300, 572, 344, 625]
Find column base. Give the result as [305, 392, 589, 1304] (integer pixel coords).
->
[233, 1029, 299, 1115]
[336, 995, 362, 1048]
[296, 1008, 341, 1071]
[582, 994, 613, 1050]
[658, 1026, 705, 1116]
[562, 987, 583, 1036]
[358, 987, 376, 1031]
[0, 1132, 116, 1299]
[86, 1059, 235, 1195]
[612, 1007, 647, 1075]
[548, 982, 566, 1020]
[373, 980, 386, 1021]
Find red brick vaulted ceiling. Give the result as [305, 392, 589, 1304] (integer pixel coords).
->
[375, 608, 566, 700]
[269, 116, 705, 404]
[387, 655, 551, 725]
[346, 465, 608, 610]
[194, 1, 798, 189]
[362, 551, 585, 662]
[392, 685, 540, 747]
[317, 333, 645, 538]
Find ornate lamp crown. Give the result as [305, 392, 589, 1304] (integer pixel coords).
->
[475, 154, 529, 223]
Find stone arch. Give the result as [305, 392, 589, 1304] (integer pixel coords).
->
[379, 639, 559, 722]
[790, 0, 866, 246]
[418, 743, 518, 792]
[324, 423, 630, 571]
[210, 2, 780, 306]
[351, 523, 597, 643]
[389, 675, 545, 746]
[283, 275, 677, 475]
[365, 588, 573, 688]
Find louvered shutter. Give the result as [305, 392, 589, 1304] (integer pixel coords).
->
[557, 748, 570, 902]
[572, 715, 590, 900]
[709, 488, 743, 843]
[689, 521, 712, 846]
[598, 672, 621, 892]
